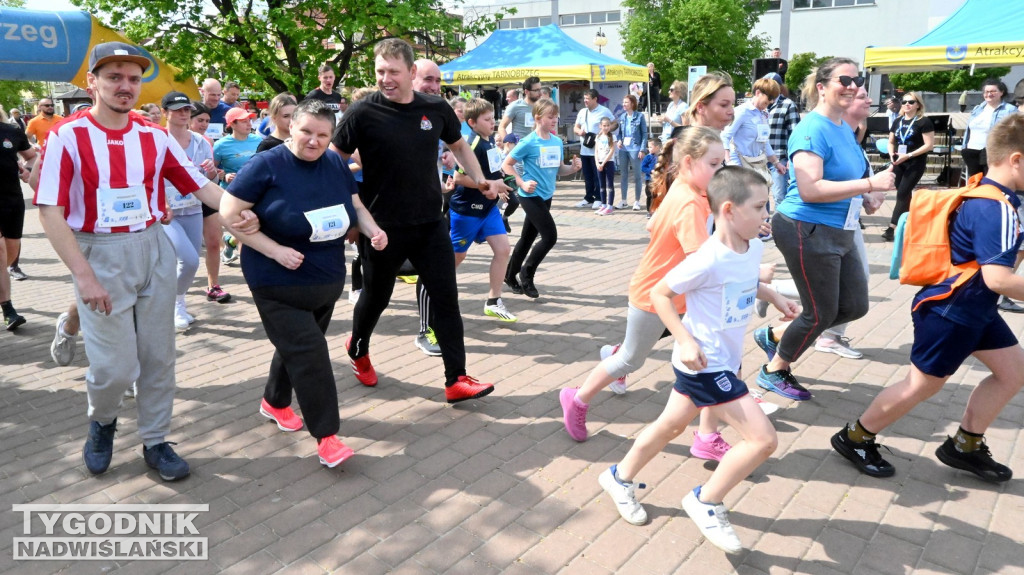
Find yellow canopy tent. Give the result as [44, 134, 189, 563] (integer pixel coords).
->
[864, 0, 1024, 74]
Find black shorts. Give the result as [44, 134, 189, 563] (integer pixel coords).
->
[672, 367, 748, 407]
[0, 196, 27, 239]
[202, 202, 218, 218]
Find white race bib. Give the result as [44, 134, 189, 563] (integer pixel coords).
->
[206, 123, 224, 141]
[168, 190, 201, 211]
[97, 185, 151, 228]
[539, 146, 561, 169]
[486, 147, 503, 174]
[844, 196, 864, 231]
[524, 115, 535, 128]
[723, 281, 757, 327]
[304, 204, 350, 242]
[756, 123, 770, 143]
[623, 136, 633, 147]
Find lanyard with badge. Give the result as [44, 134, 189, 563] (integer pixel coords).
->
[304, 204, 350, 242]
[622, 113, 636, 147]
[895, 116, 917, 156]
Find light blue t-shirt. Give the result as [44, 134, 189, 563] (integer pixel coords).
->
[509, 131, 563, 201]
[213, 133, 262, 175]
[777, 111, 869, 229]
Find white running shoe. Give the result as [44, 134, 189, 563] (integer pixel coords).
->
[599, 466, 647, 525]
[348, 289, 362, 304]
[174, 297, 190, 332]
[599, 344, 627, 394]
[814, 336, 864, 359]
[575, 199, 591, 208]
[51, 312, 77, 366]
[616, 201, 628, 209]
[484, 298, 517, 322]
[682, 488, 743, 554]
[632, 201, 642, 211]
[592, 200, 603, 209]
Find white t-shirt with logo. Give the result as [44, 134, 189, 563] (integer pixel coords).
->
[663, 236, 764, 374]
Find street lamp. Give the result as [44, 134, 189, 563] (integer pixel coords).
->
[593, 27, 607, 53]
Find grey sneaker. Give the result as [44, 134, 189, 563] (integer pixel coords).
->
[51, 312, 77, 365]
[8, 265, 27, 281]
[598, 465, 647, 525]
[143, 442, 190, 481]
[414, 328, 442, 356]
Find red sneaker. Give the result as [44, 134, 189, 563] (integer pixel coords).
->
[259, 399, 303, 432]
[317, 436, 354, 468]
[444, 375, 494, 404]
[346, 337, 377, 386]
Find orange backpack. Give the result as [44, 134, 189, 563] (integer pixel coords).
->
[898, 174, 1011, 310]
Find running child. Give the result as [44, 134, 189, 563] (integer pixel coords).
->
[502, 98, 582, 299]
[598, 166, 798, 554]
[832, 114, 1024, 483]
[448, 98, 517, 322]
[595, 117, 617, 215]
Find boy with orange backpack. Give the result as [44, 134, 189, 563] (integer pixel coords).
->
[833, 114, 1024, 483]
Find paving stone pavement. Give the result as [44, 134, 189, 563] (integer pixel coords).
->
[1, 180, 1023, 574]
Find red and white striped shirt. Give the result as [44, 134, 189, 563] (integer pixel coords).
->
[34, 112, 209, 233]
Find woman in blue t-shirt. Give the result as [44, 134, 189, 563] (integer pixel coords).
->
[219, 100, 387, 469]
[755, 58, 895, 400]
[500, 99, 582, 298]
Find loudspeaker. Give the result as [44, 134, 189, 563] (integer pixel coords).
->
[753, 58, 784, 82]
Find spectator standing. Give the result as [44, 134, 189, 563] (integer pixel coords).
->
[574, 89, 617, 208]
[25, 98, 62, 146]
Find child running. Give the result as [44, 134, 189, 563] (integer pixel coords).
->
[642, 139, 660, 217]
[502, 98, 582, 299]
[832, 114, 1024, 483]
[561, 127, 746, 456]
[595, 117, 617, 215]
[598, 166, 798, 554]
[448, 98, 517, 322]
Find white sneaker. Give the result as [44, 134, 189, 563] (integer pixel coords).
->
[124, 382, 137, 398]
[616, 201, 628, 209]
[575, 200, 591, 208]
[600, 344, 627, 394]
[750, 390, 780, 416]
[682, 488, 742, 554]
[599, 466, 647, 525]
[174, 297, 190, 332]
[50, 312, 77, 366]
[592, 200, 602, 209]
[814, 336, 863, 359]
[632, 201, 642, 211]
[348, 289, 362, 304]
[483, 298, 517, 322]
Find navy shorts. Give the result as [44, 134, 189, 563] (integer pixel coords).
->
[911, 308, 1018, 377]
[672, 367, 749, 407]
[450, 207, 505, 253]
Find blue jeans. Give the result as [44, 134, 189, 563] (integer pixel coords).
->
[618, 149, 643, 203]
[770, 163, 788, 209]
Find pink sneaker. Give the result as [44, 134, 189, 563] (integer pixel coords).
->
[559, 388, 588, 442]
[599, 344, 627, 394]
[259, 399, 303, 432]
[690, 431, 732, 462]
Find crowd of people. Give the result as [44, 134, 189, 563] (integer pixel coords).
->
[5, 37, 1024, 557]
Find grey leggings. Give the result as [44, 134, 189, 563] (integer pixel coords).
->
[602, 304, 672, 379]
[771, 213, 869, 363]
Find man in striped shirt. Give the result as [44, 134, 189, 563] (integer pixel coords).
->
[35, 42, 238, 482]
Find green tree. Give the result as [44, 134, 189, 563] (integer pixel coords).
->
[785, 52, 834, 94]
[621, 0, 771, 94]
[890, 68, 1011, 111]
[72, 0, 510, 96]
[0, 80, 48, 113]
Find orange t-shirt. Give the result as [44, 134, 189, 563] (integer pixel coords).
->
[25, 114, 63, 145]
[627, 179, 713, 314]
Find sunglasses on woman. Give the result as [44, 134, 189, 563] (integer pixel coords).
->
[832, 75, 865, 88]
[902, 99, 918, 105]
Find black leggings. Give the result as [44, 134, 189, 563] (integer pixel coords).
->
[890, 160, 927, 227]
[962, 148, 987, 178]
[252, 282, 345, 439]
[507, 195, 556, 281]
[350, 219, 465, 386]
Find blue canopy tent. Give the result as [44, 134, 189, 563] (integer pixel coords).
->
[439, 25, 646, 86]
[864, 0, 1024, 73]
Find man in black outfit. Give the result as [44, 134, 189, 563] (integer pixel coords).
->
[330, 38, 495, 403]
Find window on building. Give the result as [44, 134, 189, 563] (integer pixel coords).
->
[558, 11, 621, 27]
[525, 16, 539, 27]
[540, 16, 552, 25]
[559, 14, 574, 26]
[606, 11, 620, 22]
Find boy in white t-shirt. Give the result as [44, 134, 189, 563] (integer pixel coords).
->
[598, 166, 798, 554]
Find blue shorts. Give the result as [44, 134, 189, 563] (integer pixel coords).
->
[672, 367, 749, 407]
[450, 207, 506, 253]
[911, 308, 1018, 377]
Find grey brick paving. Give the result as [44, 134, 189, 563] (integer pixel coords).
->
[2, 180, 1023, 574]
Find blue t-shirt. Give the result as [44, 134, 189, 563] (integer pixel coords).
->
[451, 132, 501, 217]
[509, 131, 563, 201]
[641, 153, 657, 181]
[913, 178, 1022, 325]
[214, 133, 262, 175]
[777, 112, 868, 229]
[209, 101, 234, 125]
[227, 145, 357, 289]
